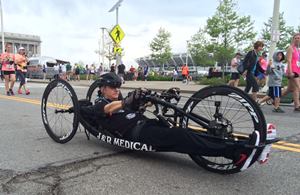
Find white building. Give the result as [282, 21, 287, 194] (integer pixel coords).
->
[0, 32, 41, 57]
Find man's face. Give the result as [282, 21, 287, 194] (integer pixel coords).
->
[102, 86, 120, 100]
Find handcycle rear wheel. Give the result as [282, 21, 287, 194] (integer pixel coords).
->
[41, 79, 79, 143]
[181, 85, 266, 174]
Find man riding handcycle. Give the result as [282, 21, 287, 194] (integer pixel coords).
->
[41, 72, 279, 174]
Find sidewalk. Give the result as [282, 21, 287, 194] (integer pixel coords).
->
[28, 79, 266, 96]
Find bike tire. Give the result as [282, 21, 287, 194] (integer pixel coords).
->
[181, 85, 266, 174]
[86, 80, 101, 102]
[41, 79, 79, 143]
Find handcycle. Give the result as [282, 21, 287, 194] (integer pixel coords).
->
[41, 78, 279, 174]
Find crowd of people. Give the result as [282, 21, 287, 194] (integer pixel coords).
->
[227, 33, 300, 113]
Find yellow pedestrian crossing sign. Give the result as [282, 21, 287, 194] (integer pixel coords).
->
[109, 24, 125, 44]
[113, 46, 122, 55]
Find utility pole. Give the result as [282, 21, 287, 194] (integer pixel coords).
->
[0, 0, 5, 53]
[262, 0, 280, 93]
[269, 0, 280, 60]
[100, 27, 106, 67]
[108, 0, 123, 67]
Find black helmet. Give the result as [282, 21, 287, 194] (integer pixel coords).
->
[99, 72, 122, 88]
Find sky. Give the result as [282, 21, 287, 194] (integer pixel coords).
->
[2, 0, 300, 67]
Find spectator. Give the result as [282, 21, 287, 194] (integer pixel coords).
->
[172, 66, 178, 81]
[90, 64, 96, 80]
[15, 47, 30, 95]
[110, 63, 116, 73]
[98, 63, 103, 76]
[42, 64, 47, 80]
[0, 43, 16, 96]
[258, 51, 285, 112]
[143, 65, 149, 81]
[181, 64, 189, 84]
[85, 64, 90, 80]
[60, 63, 67, 80]
[66, 63, 72, 81]
[228, 52, 242, 87]
[281, 33, 300, 112]
[75, 64, 80, 81]
[117, 63, 126, 83]
[243, 41, 265, 101]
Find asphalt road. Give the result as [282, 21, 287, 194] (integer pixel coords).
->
[0, 82, 299, 195]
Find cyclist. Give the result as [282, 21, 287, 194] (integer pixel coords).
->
[80, 72, 261, 170]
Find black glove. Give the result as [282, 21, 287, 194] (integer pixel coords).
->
[122, 89, 147, 111]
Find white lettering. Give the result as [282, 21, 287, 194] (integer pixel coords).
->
[228, 93, 259, 123]
[113, 138, 120, 145]
[133, 142, 141, 150]
[106, 136, 112, 144]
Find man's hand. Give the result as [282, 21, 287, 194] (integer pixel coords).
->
[122, 89, 144, 110]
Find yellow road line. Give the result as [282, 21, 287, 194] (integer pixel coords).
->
[272, 144, 300, 153]
[276, 141, 300, 149]
[1, 94, 300, 153]
[0, 94, 70, 109]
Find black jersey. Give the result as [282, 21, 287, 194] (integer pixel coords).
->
[94, 97, 146, 137]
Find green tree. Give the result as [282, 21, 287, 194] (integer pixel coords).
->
[261, 12, 295, 50]
[206, 0, 256, 64]
[149, 27, 172, 68]
[188, 28, 214, 66]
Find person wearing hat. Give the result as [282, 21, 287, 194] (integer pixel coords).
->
[15, 47, 30, 95]
[79, 72, 261, 170]
[228, 52, 242, 87]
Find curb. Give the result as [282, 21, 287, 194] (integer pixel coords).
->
[27, 79, 266, 97]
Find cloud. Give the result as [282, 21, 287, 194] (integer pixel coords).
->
[2, 0, 299, 68]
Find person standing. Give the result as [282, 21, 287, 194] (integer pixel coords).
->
[117, 63, 126, 83]
[258, 51, 285, 112]
[0, 43, 16, 96]
[282, 33, 300, 112]
[75, 64, 80, 81]
[172, 66, 178, 81]
[110, 63, 116, 73]
[228, 52, 242, 87]
[15, 47, 30, 95]
[181, 64, 189, 84]
[143, 65, 149, 81]
[66, 63, 72, 81]
[242, 41, 265, 101]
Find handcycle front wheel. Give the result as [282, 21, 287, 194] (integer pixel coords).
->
[41, 79, 79, 143]
[181, 85, 266, 174]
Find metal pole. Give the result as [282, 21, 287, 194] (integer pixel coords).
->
[100, 27, 106, 66]
[116, 7, 119, 25]
[0, 0, 5, 53]
[115, 7, 121, 67]
[262, 0, 280, 93]
[269, 0, 280, 60]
